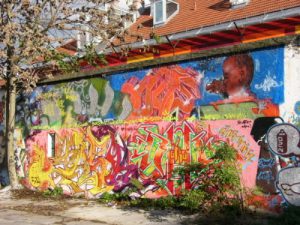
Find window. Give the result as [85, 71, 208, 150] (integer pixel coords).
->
[47, 133, 55, 158]
[153, 0, 166, 25]
[152, 0, 179, 26]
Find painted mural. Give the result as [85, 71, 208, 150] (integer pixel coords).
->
[15, 46, 300, 211]
[18, 120, 259, 198]
[16, 46, 283, 131]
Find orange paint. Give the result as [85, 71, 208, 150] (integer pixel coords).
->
[121, 65, 202, 120]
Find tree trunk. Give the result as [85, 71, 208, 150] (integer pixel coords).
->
[6, 77, 19, 188]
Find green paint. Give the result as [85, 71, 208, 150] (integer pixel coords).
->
[201, 102, 264, 120]
[90, 78, 107, 106]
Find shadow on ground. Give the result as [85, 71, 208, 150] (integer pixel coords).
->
[4, 189, 300, 225]
[118, 201, 300, 225]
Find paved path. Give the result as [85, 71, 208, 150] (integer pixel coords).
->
[0, 189, 197, 225]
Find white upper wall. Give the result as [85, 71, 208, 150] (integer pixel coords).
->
[280, 45, 300, 125]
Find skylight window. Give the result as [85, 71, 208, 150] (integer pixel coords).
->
[152, 0, 179, 26]
[230, 0, 250, 9]
[154, 0, 166, 25]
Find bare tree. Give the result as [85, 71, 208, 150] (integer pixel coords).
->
[0, 0, 133, 188]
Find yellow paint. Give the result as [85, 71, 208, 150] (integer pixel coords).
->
[52, 129, 113, 195]
[62, 105, 76, 127]
[243, 29, 285, 43]
[174, 47, 192, 56]
[296, 25, 300, 34]
[27, 128, 116, 195]
[127, 53, 154, 63]
[28, 145, 54, 188]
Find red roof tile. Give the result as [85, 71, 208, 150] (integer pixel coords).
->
[120, 0, 300, 44]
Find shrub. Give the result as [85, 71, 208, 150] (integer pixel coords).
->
[42, 187, 63, 197]
[178, 190, 207, 212]
[172, 142, 243, 211]
[98, 192, 131, 204]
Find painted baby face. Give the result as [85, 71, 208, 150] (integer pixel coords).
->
[223, 57, 245, 96]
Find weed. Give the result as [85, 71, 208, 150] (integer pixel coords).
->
[178, 190, 207, 212]
[42, 187, 63, 198]
[98, 192, 131, 204]
[171, 143, 243, 212]
[212, 142, 237, 162]
[130, 178, 144, 191]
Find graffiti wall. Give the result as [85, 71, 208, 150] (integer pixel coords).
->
[14, 45, 300, 210]
[18, 120, 259, 199]
[16, 46, 283, 130]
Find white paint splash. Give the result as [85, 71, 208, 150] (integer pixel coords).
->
[255, 73, 283, 92]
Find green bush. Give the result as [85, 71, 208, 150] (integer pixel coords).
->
[98, 192, 131, 203]
[178, 190, 207, 212]
[212, 142, 237, 162]
[43, 187, 63, 197]
[172, 142, 242, 211]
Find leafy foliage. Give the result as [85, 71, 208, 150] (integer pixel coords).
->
[98, 192, 131, 204]
[43, 187, 63, 198]
[173, 143, 241, 195]
[0, 0, 134, 91]
[178, 190, 207, 211]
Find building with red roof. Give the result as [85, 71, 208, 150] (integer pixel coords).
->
[1, 0, 300, 209]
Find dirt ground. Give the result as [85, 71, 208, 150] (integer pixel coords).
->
[2, 186, 290, 225]
[0, 187, 199, 225]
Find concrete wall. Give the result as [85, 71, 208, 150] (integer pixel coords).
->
[13, 45, 300, 210]
[280, 46, 300, 126]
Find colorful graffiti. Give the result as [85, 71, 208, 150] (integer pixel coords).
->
[16, 78, 132, 129]
[244, 119, 300, 211]
[121, 66, 202, 120]
[17, 120, 259, 198]
[266, 123, 300, 206]
[22, 126, 138, 197]
[201, 52, 280, 119]
[15, 46, 300, 211]
[17, 47, 283, 130]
